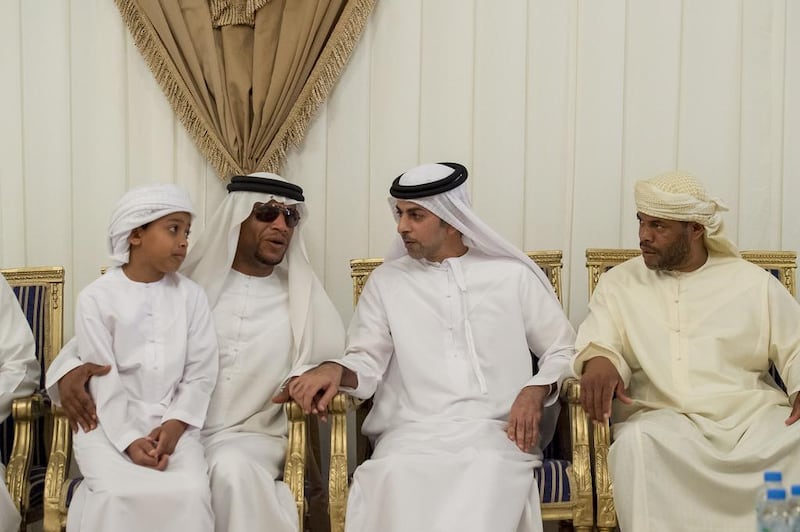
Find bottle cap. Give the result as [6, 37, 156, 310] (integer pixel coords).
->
[766, 488, 787, 500]
[764, 471, 783, 482]
[791, 485, 800, 497]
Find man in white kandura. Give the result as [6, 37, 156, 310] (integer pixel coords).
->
[575, 171, 800, 531]
[48, 173, 345, 532]
[0, 274, 39, 532]
[280, 162, 576, 532]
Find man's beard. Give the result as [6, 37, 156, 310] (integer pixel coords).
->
[646, 232, 690, 271]
[255, 249, 286, 267]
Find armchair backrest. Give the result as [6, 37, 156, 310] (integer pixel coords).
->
[1, 266, 64, 465]
[351, 250, 565, 305]
[586, 249, 797, 297]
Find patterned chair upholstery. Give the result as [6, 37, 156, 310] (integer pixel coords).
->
[1, 266, 64, 532]
[584, 248, 797, 532]
[299, 251, 594, 532]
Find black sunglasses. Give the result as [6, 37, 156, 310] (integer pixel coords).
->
[253, 203, 301, 228]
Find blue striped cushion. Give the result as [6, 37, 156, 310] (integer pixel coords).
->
[65, 478, 83, 507]
[535, 459, 571, 503]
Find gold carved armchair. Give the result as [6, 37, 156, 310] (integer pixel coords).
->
[584, 248, 798, 532]
[1, 266, 64, 532]
[318, 251, 594, 532]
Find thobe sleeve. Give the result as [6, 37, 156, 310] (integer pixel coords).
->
[521, 273, 576, 406]
[765, 276, 800, 402]
[334, 276, 394, 400]
[75, 292, 142, 452]
[161, 287, 219, 429]
[0, 277, 39, 422]
[573, 276, 633, 387]
[44, 337, 83, 406]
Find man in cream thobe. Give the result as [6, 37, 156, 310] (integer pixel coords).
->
[48, 174, 345, 532]
[0, 275, 39, 532]
[575, 171, 800, 532]
[284, 163, 575, 532]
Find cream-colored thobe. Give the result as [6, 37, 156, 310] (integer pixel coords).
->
[337, 250, 575, 532]
[0, 275, 38, 532]
[574, 254, 800, 532]
[63, 268, 218, 532]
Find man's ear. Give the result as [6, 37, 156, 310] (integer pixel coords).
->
[689, 222, 705, 241]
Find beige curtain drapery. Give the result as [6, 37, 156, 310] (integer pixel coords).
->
[115, 0, 377, 178]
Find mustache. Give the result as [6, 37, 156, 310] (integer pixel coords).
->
[640, 243, 658, 253]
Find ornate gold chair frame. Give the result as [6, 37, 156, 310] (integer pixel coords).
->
[585, 248, 797, 532]
[2, 266, 64, 532]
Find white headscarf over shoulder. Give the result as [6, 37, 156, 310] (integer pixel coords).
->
[107, 183, 195, 265]
[387, 162, 559, 301]
[180, 172, 344, 367]
[634, 170, 740, 258]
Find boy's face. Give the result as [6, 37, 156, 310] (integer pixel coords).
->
[128, 211, 192, 274]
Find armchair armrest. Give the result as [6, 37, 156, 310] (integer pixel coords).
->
[283, 400, 307, 532]
[6, 393, 44, 519]
[560, 378, 593, 528]
[593, 414, 616, 530]
[44, 405, 73, 532]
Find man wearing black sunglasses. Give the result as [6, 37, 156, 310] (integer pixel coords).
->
[48, 173, 345, 532]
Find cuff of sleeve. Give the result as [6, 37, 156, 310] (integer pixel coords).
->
[111, 429, 142, 454]
[280, 363, 320, 390]
[573, 343, 632, 387]
[523, 379, 560, 407]
[161, 410, 203, 430]
[334, 359, 375, 400]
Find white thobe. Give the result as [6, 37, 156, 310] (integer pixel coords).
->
[574, 254, 800, 532]
[63, 268, 218, 532]
[0, 275, 38, 532]
[48, 267, 344, 532]
[201, 269, 299, 532]
[337, 250, 576, 532]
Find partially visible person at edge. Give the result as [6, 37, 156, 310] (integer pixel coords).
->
[574, 171, 800, 531]
[0, 273, 38, 532]
[277, 162, 576, 532]
[46, 173, 345, 532]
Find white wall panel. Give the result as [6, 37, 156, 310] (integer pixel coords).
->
[321, 19, 372, 320]
[621, 0, 682, 246]
[0, 0, 25, 266]
[569, 0, 627, 320]
[3, 0, 800, 339]
[739, 0, 784, 249]
[782, 0, 800, 251]
[678, 0, 742, 238]
[524, 0, 576, 255]
[367, 0, 422, 256]
[418, 0, 475, 166]
[471, 0, 527, 246]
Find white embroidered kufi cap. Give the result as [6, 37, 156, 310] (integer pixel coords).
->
[107, 183, 194, 265]
[634, 171, 740, 258]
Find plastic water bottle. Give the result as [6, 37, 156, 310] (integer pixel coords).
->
[757, 488, 789, 532]
[787, 485, 800, 532]
[759, 472, 785, 513]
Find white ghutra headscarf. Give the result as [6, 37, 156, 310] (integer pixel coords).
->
[386, 162, 559, 301]
[180, 172, 344, 368]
